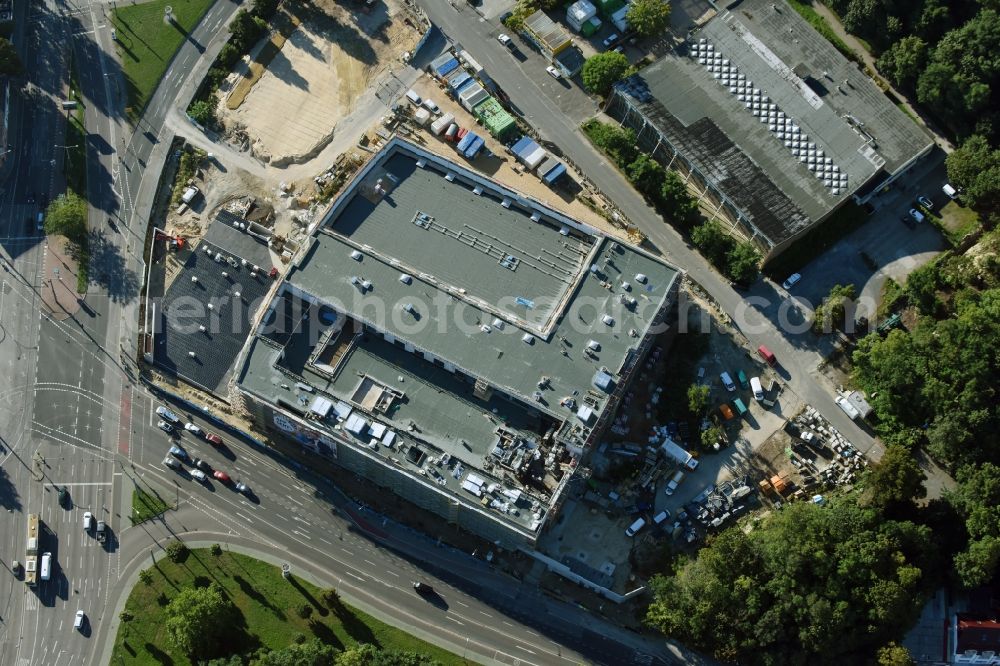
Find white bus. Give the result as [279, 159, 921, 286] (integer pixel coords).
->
[40, 552, 52, 581]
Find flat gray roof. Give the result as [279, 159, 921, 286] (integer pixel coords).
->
[287, 141, 680, 422]
[616, 0, 931, 244]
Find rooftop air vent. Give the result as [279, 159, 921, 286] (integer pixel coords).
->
[351, 250, 363, 261]
[481, 325, 491, 333]
[399, 274, 412, 285]
[635, 273, 648, 283]
[361, 280, 372, 291]
[501, 197, 512, 208]
[621, 281, 631, 291]
[602, 314, 615, 326]
[499, 255, 520, 271]
[530, 211, 541, 222]
[445, 172, 456, 181]
[416, 158, 426, 168]
[522, 333, 535, 345]
[473, 185, 483, 195]
[491, 318, 504, 330]
[402, 303, 415, 314]
[559, 226, 570, 236]
[587, 340, 600, 351]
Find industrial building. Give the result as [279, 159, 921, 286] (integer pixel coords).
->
[605, 0, 933, 259]
[234, 138, 681, 547]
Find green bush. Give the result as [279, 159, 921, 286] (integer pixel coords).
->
[165, 540, 189, 563]
[581, 52, 630, 96]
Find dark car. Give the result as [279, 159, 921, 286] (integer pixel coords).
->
[192, 458, 212, 473]
[413, 581, 434, 595]
[57, 486, 70, 507]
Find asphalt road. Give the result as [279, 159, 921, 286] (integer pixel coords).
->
[417, 1, 883, 459]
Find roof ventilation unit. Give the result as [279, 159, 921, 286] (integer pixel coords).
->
[351, 250, 363, 261]
[559, 226, 570, 236]
[361, 280, 372, 291]
[481, 325, 491, 333]
[635, 273, 648, 283]
[399, 273, 412, 285]
[530, 211, 541, 222]
[473, 185, 483, 195]
[445, 173, 456, 181]
[522, 333, 534, 345]
[491, 318, 504, 330]
[188, 351, 196, 358]
[602, 314, 615, 326]
[587, 340, 600, 351]
[416, 159, 426, 168]
[621, 281, 631, 291]
[501, 198, 512, 208]
[191, 276, 199, 283]
[402, 303, 415, 314]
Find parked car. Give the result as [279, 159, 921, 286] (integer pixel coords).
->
[908, 208, 925, 224]
[163, 456, 181, 470]
[917, 195, 933, 211]
[422, 99, 440, 114]
[74, 610, 85, 630]
[190, 469, 207, 482]
[497, 33, 512, 47]
[836, 396, 861, 420]
[943, 183, 959, 200]
[545, 66, 562, 79]
[192, 458, 211, 473]
[156, 405, 180, 423]
[184, 422, 202, 436]
[782, 273, 802, 290]
[83, 511, 93, 531]
[720, 371, 736, 391]
[602, 33, 619, 49]
[157, 420, 174, 434]
[57, 486, 70, 507]
[205, 432, 223, 446]
[169, 445, 188, 460]
[96, 521, 106, 543]
[235, 481, 250, 494]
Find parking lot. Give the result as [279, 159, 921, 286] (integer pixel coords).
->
[783, 155, 951, 318]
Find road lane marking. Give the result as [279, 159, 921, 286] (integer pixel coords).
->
[384, 569, 399, 577]
[455, 600, 469, 607]
[235, 511, 253, 523]
[514, 644, 536, 654]
[445, 615, 464, 625]
[344, 571, 365, 582]
[364, 559, 377, 567]
[480, 611, 493, 618]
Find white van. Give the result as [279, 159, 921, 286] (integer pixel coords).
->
[750, 376, 764, 401]
[664, 470, 685, 495]
[720, 372, 736, 392]
[405, 89, 421, 106]
[40, 552, 52, 581]
[625, 517, 646, 537]
[74, 610, 85, 630]
[652, 510, 670, 525]
[943, 183, 958, 200]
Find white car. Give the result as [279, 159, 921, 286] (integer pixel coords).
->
[157, 420, 174, 434]
[74, 609, 85, 630]
[184, 422, 202, 436]
[782, 273, 802, 290]
[497, 33, 512, 47]
[82, 511, 93, 531]
[546, 66, 562, 80]
[422, 99, 440, 114]
[602, 33, 619, 49]
[836, 396, 861, 420]
[156, 405, 180, 423]
[190, 469, 207, 482]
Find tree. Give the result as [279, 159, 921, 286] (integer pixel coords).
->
[189, 100, 216, 127]
[582, 120, 638, 166]
[165, 583, 238, 658]
[947, 464, 1000, 588]
[296, 604, 314, 620]
[645, 497, 935, 663]
[725, 242, 760, 285]
[946, 135, 1000, 227]
[0, 37, 23, 76]
[44, 193, 87, 242]
[320, 587, 341, 610]
[626, 0, 671, 38]
[138, 568, 154, 585]
[257, 639, 340, 666]
[336, 644, 443, 666]
[165, 539, 189, 563]
[813, 283, 856, 333]
[210, 542, 223, 556]
[581, 52, 629, 96]
[626, 154, 665, 200]
[119, 609, 134, 623]
[700, 424, 724, 450]
[228, 9, 261, 48]
[878, 642, 915, 666]
[861, 444, 927, 512]
[687, 384, 709, 415]
[659, 171, 699, 227]
[877, 36, 928, 90]
[690, 220, 735, 268]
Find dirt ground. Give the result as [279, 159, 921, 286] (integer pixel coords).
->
[218, 0, 420, 165]
[404, 75, 629, 240]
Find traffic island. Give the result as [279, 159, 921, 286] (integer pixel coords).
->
[110, 548, 469, 665]
[40, 236, 84, 321]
